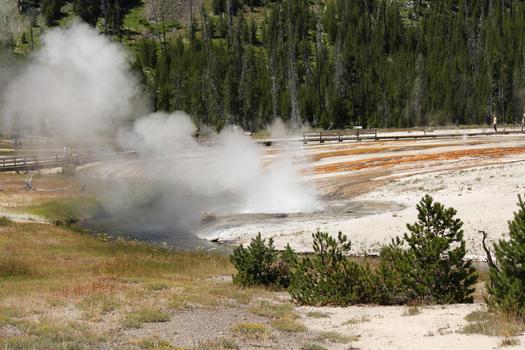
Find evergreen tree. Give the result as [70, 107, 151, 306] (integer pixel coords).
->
[488, 196, 525, 319]
[378, 195, 477, 304]
[288, 231, 375, 306]
[42, 0, 63, 26]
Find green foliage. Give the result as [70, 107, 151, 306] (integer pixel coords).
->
[73, 0, 101, 25]
[230, 233, 294, 288]
[378, 195, 477, 304]
[42, 0, 64, 26]
[0, 217, 13, 226]
[27, 197, 100, 226]
[488, 195, 525, 319]
[230, 196, 476, 306]
[288, 231, 375, 306]
[126, 0, 525, 131]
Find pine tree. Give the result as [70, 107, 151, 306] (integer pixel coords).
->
[378, 195, 478, 304]
[488, 195, 525, 318]
[288, 231, 375, 306]
[403, 195, 477, 303]
[42, 0, 63, 26]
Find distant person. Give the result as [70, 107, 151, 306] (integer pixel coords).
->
[24, 177, 34, 191]
[522, 113, 525, 132]
[493, 115, 498, 133]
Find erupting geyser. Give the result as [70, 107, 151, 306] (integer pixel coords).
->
[0, 22, 320, 243]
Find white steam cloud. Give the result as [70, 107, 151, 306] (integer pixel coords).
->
[116, 111, 319, 214]
[1, 22, 319, 239]
[1, 22, 143, 140]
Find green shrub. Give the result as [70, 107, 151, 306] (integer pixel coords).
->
[488, 195, 525, 318]
[377, 195, 477, 304]
[0, 217, 13, 226]
[288, 231, 375, 306]
[375, 240, 416, 304]
[230, 233, 295, 287]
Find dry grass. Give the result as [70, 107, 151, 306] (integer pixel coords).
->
[231, 322, 271, 340]
[316, 331, 359, 344]
[249, 300, 305, 333]
[499, 337, 520, 347]
[343, 315, 370, 325]
[249, 301, 297, 319]
[136, 337, 180, 349]
[301, 344, 328, 350]
[122, 307, 171, 329]
[271, 318, 307, 332]
[196, 338, 239, 349]
[0, 207, 247, 348]
[306, 311, 330, 319]
[459, 311, 525, 337]
[403, 305, 421, 316]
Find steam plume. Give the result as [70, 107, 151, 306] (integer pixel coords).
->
[1, 22, 143, 141]
[1, 22, 319, 240]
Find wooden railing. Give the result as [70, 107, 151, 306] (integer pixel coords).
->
[302, 127, 525, 144]
[303, 129, 378, 144]
[0, 151, 137, 173]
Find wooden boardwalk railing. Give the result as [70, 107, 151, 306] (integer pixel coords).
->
[301, 128, 525, 144]
[303, 129, 378, 144]
[0, 151, 137, 173]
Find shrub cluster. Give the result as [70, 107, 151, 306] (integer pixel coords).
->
[288, 231, 375, 306]
[232, 195, 478, 306]
[230, 233, 295, 288]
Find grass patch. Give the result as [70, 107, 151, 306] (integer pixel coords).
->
[403, 305, 421, 316]
[0, 255, 35, 279]
[27, 197, 100, 225]
[316, 331, 358, 344]
[500, 337, 520, 347]
[249, 301, 297, 319]
[79, 292, 119, 321]
[145, 281, 170, 291]
[301, 344, 328, 350]
[343, 315, 370, 325]
[499, 337, 520, 348]
[271, 318, 307, 332]
[0, 319, 102, 349]
[306, 311, 330, 319]
[122, 307, 170, 329]
[136, 337, 178, 349]
[459, 311, 525, 337]
[231, 322, 271, 340]
[196, 338, 239, 349]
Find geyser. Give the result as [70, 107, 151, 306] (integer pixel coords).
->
[1, 22, 320, 245]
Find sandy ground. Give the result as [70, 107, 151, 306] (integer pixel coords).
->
[297, 303, 524, 350]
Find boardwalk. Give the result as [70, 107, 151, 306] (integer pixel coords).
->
[0, 151, 137, 173]
[254, 127, 525, 146]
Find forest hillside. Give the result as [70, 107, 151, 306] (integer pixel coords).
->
[3, 0, 525, 131]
